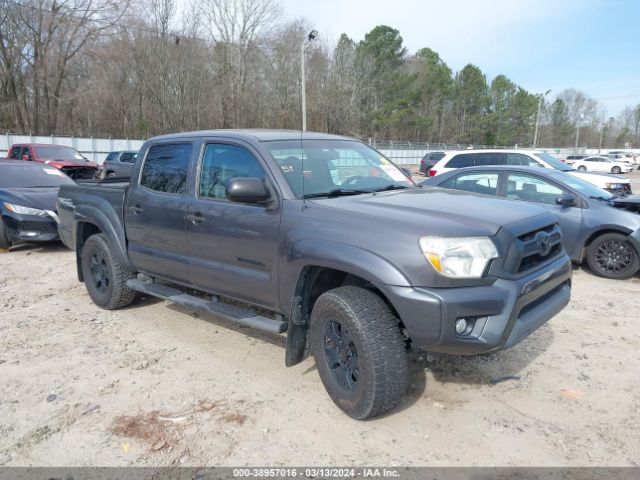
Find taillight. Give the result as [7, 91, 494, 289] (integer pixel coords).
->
[421, 159, 424, 164]
[428, 169, 437, 177]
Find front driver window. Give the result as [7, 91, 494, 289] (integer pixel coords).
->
[506, 174, 564, 205]
[199, 143, 265, 200]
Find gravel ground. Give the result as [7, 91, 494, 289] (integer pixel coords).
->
[1, 171, 639, 467]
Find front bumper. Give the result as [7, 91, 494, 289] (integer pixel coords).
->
[377, 254, 572, 355]
[2, 212, 60, 243]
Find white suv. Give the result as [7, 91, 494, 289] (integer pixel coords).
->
[428, 149, 632, 195]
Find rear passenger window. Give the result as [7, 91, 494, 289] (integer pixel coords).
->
[10, 147, 22, 159]
[199, 143, 265, 200]
[140, 143, 192, 194]
[476, 152, 505, 166]
[446, 154, 475, 168]
[121, 152, 136, 163]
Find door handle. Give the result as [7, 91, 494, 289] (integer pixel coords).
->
[187, 212, 205, 224]
[131, 205, 143, 215]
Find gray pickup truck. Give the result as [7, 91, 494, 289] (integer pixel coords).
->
[58, 130, 572, 419]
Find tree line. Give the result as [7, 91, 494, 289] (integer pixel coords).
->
[1, 0, 639, 149]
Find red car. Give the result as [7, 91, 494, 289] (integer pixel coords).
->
[6, 143, 99, 179]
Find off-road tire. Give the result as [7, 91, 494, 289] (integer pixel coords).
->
[81, 233, 136, 309]
[310, 286, 409, 419]
[0, 218, 11, 250]
[586, 232, 640, 280]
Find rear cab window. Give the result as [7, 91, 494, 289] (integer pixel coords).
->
[140, 143, 193, 194]
[9, 146, 22, 159]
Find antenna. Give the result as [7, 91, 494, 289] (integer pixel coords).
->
[300, 29, 318, 208]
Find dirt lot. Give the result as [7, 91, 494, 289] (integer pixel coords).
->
[1, 172, 640, 467]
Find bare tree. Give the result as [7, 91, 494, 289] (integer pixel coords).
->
[200, 0, 282, 127]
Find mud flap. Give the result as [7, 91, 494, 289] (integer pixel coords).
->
[285, 296, 309, 366]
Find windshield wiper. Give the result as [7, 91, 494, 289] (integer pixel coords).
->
[589, 195, 612, 202]
[370, 184, 411, 192]
[303, 188, 371, 199]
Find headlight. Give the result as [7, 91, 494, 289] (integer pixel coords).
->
[419, 236, 498, 278]
[3, 202, 48, 216]
[605, 183, 625, 189]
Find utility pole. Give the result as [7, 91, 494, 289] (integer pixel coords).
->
[301, 30, 318, 132]
[575, 113, 585, 149]
[533, 89, 551, 148]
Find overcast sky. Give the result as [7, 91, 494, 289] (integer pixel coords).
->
[278, 0, 640, 115]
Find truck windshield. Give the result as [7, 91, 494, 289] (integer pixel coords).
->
[34, 146, 87, 161]
[265, 140, 414, 198]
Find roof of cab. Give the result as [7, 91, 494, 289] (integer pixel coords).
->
[147, 129, 356, 143]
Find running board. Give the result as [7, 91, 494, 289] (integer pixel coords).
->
[126, 279, 287, 334]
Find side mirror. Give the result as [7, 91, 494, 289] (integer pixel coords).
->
[226, 177, 269, 204]
[401, 167, 412, 178]
[556, 193, 576, 207]
[21, 154, 30, 161]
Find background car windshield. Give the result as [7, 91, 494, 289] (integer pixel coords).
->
[34, 146, 86, 161]
[535, 152, 573, 171]
[0, 165, 75, 188]
[556, 172, 614, 199]
[265, 140, 413, 198]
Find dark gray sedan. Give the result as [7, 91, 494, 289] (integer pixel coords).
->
[422, 166, 640, 279]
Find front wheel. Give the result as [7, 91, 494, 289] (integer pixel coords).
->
[0, 218, 11, 250]
[611, 166, 622, 174]
[81, 233, 137, 309]
[586, 233, 640, 280]
[310, 286, 409, 419]
[577, 165, 587, 171]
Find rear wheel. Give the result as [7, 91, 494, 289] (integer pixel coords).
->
[611, 166, 622, 174]
[81, 233, 136, 309]
[577, 165, 587, 171]
[310, 286, 409, 419]
[0, 218, 11, 250]
[586, 233, 639, 280]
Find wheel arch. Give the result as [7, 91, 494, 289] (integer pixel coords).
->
[578, 227, 635, 262]
[74, 206, 135, 281]
[284, 264, 405, 367]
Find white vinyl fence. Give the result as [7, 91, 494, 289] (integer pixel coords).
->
[0, 134, 145, 164]
[2, 133, 637, 167]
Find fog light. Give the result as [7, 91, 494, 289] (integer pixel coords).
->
[455, 319, 468, 335]
[19, 231, 40, 237]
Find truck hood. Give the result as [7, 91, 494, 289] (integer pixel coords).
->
[0, 187, 59, 211]
[43, 159, 99, 169]
[310, 187, 550, 237]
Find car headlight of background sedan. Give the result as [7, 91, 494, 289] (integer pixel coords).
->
[419, 236, 498, 278]
[3, 202, 48, 217]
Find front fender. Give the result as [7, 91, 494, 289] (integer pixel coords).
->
[74, 205, 135, 277]
[278, 238, 411, 311]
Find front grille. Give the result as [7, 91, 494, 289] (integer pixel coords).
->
[61, 166, 98, 180]
[514, 224, 563, 274]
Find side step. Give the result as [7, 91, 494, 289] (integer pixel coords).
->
[126, 279, 287, 334]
